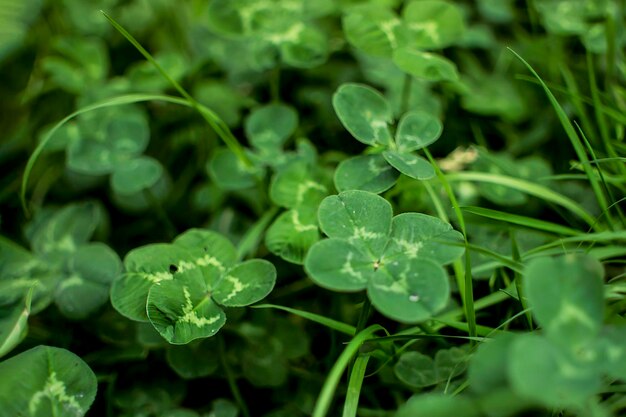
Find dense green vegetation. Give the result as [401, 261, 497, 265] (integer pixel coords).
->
[1, 1, 625, 416]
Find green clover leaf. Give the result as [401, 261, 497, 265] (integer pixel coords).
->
[67, 106, 150, 176]
[333, 84, 443, 192]
[206, 0, 329, 68]
[342, 4, 409, 58]
[395, 346, 468, 388]
[0, 346, 97, 417]
[523, 254, 605, 347]
[402, 0, 466, 50]
[392, 48, 459, 82]
[332, 83, 394, 147]
[208, 103, 301, 190]
[111, 228, 276, 344]
[334, 154, 400, 194]
[265, 160, 329, 264]
[0, 203, 119, 324]
[304, 190, 464, 323]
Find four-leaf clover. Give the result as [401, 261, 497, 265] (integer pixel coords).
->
[304, 190, 464, 323]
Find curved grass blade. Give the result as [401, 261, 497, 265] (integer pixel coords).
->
[509, 48, 611, 230]
[252, 304, 356, 336]
[21, 93, 188, 214]
[101, 11, 250, 165]
[446, 171, 598, 230]
[461, 206, 581, 236]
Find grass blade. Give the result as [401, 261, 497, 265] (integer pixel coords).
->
[509, 48, 611, 229]
[342, 355, 370, 417]
[462, 206, 581, 236]
[252, 304, 356, 336]
[20, 93, 190, 214]
[101, 11, 250, 166]
[313, 325, 384, 417]
[446, 171, 598, 230]
[423, 148, 477, 343]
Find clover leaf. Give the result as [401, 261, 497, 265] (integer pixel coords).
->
[208, 103, 300, 190]
[343, 4, 409, 58]
[234, 314, 310, 387]
[395, 346, 468, 388]
[304, 190, 464, 323]
[469, 254, 626, 410]
[265, 161, 329, 264]
[42, 37, 109, 94]
[333, 83, 443, 192]
[67, 106, 149, 175]
[0, 345, 97, 417]
[111, 228, 276, 344]
[334, 154, 400, 194]
[206, 0, 329, 68]
[1, 202, 120, 324]
[402, 1, 465, 50]
[392, 48, 459, 82]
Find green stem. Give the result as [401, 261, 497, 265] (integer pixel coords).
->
[143, 188, 177, 239]
[219, 335, 251, 417]
[270, 65, 281, 103]
[400, 74, 413, 115]
[355, 296, 372, 335]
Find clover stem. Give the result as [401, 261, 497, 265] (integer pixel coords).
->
[349, 296, 373, 377]
[355, 296, 372, 336]
[270, 65, 281, 103]
[400, 73, 413, 115]
[143, 188, 177, 239]
[218, 335, 251, 417]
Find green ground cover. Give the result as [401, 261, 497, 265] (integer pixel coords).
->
[0, 1, 625, 416]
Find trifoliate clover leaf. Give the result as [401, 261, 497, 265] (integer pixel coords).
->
[1, 203, 117, 320]
[111, 228, 276, 344]
[67, 106, 150, 176]
[395, 346, 468, 388]
[206, 0, 329, 68]
[304, 190, 464, 323]
[332, 83, 441, 191]
[207, 104, 303, 191]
